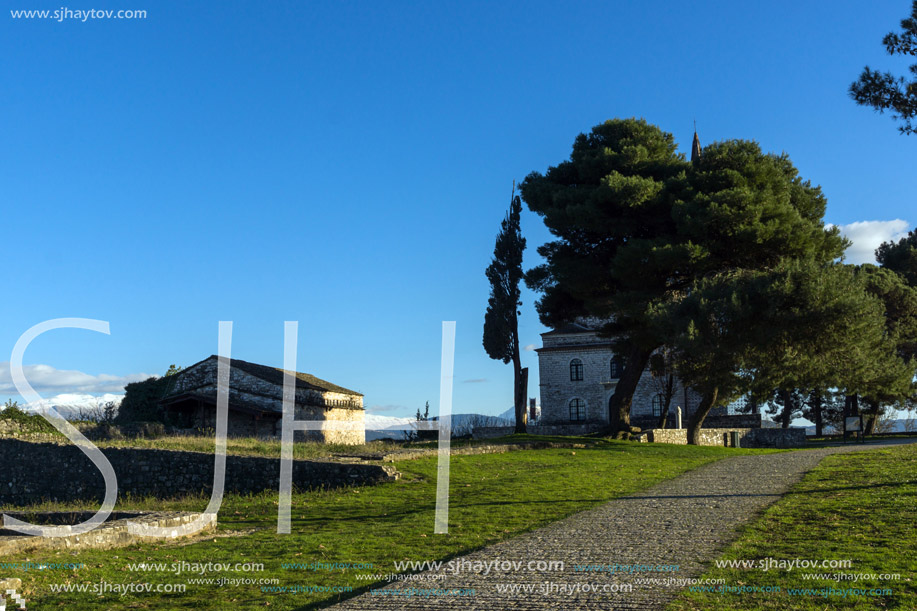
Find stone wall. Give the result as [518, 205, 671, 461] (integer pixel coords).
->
[473, 423, 605, 439]
[0, 511, 215, 556]
[701, 413, 763, 429]
[0, 418, 58, 442]
[472, 419, 784, 442]
[0, 419, 103, 443]
[645, 427, 805, 448]
[632, 412, 763, 430]
[0, 439, 397, 506]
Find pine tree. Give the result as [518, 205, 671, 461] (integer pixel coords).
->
[522, 122, 845, 438]
[659, 261, 896, 444]
[877, 229, 917, 287]
[850, 1, 917, 134]
[483, 185, 528, 433]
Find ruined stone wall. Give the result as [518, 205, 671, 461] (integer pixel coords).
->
[0, 439, 396, 506]
[473, 423, 605, 439]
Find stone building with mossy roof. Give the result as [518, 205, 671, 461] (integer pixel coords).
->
[160, 355, 364, 444]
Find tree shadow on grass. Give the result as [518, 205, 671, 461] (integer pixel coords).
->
[286, 497, 609, 527]
[616, 479, 917, 502]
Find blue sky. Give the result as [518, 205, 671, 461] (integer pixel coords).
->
[1, 0, 915, 419]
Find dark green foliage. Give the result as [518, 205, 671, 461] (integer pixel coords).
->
[850, 1, 917, 134]
[522, 119, 688, 339]
[855, 265, 917, 432]
[658, 261, 900, 443]
[404, 401, 433, 442]
[768, 389, 806, 429]
[877, 228, 917, 286]
[521, 118, 846, 435]
[102, 401, 117, 424]
[483, 188, 528, 433]
[800, 388, 845, 435]
[521, 119, 691, 431]
[858, 264, 917, 363]
[676, 140, 846, 271]
[483, 193, 526, 364]
[114, 368, 181, 425]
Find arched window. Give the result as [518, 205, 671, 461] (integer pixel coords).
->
[609, 356, 623, 379]
[569, 358, 584, 381]
[652, 394, 665, 418]
[569, 398, 586, 421]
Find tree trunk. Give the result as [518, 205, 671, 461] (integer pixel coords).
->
[687, 387, 718, 445]
[607, 345, 654, 437]
[656, 374, 675, 429]
[511, 310, 527, 435]
[813, 392, 824, 437]
[863, 398, 880, 435]
[779, 389, 792, 429]
[514, 366, 528, 434]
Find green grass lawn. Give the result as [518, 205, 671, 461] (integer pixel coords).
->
[3, 438, 771, 610]
[667, 443, 917, 611]
[87, 432, 594, 460]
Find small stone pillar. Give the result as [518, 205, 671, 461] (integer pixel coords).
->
[676, 406, 682, 430]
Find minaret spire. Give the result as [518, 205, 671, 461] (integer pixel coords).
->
[690, 121, 701, 164]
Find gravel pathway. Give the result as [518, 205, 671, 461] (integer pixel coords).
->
[324, 440, 914, 610]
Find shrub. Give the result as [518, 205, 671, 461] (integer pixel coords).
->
[115, 368, 182, 425]
[0, 399, 59, 435]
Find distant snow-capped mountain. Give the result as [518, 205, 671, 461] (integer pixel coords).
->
[18, 393, 123, 420]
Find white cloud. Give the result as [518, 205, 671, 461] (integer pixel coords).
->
[0, 362, 154, 396]
[462, 378, 488, 384]
[523, 344, 536, 351]
[832, 219, 911, 265]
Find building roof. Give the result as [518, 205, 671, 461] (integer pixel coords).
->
[541, 322, 595, 336]
[188, 355, 363, 396]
